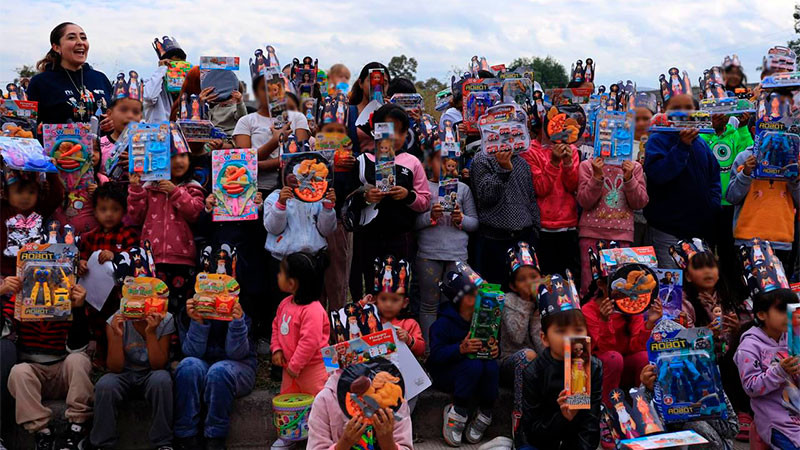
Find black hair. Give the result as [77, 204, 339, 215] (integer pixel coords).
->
[541, 309, 587, 334]
[92, 181, 127, 209]
[349, 62, 391, 106]
[665, 94, 700, 110]
[170, 153, 195, 185]
[372, 103, 409, 134]
[752, 288, 793, 327]
[251, 74, 264, 95]
[683, 252, 744, 326]
[387, 77, 417, 97]
[723, 65, 747, 89]
[280, 251, 328, 305]
[37, 22, 76, 72]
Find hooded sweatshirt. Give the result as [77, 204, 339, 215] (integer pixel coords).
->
[427, 301, 471, 378]
[306, 370, 413, 450]
[643, 132, 721, 239]
[142, 65, 173, 123]
[263, 192, 337, 261]
[734, 326, 800, 448]
[521, 141, 580, 229]
[700, 124, 754, 206]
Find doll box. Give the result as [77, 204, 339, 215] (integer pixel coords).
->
[564, 336, 592, 410]
[120, 276, 168, 320]
[192, 272, 240, 321]
[15, 242, 78, 321]
[789, 303, 800, 356]
[468, 284, 504, 360]
[599, 247, 657, 276]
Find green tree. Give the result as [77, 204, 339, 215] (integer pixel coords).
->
[387, 55, 418, 81]
[415, 77, 446, 93]
[790, 4, 800, 60]
[508, 56, 568, 90]
[14, 64, 36, 82]
[415, 77, 447, 120]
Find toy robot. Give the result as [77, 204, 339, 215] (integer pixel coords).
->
[659, 358, 703, 403]
[30, 268, 52, 306]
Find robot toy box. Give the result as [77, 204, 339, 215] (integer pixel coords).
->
[564, 336, 592, 410]
[468, 283, 504, 360]
[753, 93, 800, 180]
[647, 327, 727, 423]
[120, 276, 168, 320]
[192, 272, 240, 321]
[461, 78, 501, 134]
[15, 241, 78, 321]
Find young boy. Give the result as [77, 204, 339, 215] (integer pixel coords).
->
[143, 35, 186, 123]
[514, 278, 603, 450]
[5, 284, 92, 450]
[428, 272, 498, 447]
[100, 74, 144, 178]
[86, 310, 175, 449]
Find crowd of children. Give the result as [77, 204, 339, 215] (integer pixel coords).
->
[2, 20, 800, 450]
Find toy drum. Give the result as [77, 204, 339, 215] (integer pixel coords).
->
[272, 393, 313, 441]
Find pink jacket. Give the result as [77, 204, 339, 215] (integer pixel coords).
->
[271, 296, 330, 375]
[390, 318, 425, 357]
[522, 140, 579, 229]
[307, 371, 414, 450]
[127, 180, 205, 266]
[576, 160, 648, 242]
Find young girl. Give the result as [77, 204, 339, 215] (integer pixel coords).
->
[99, 79, 144, 179]
[416, 147, 478, 345]
[735, 289, 800, 449]
[346, 62, 391, 153]
[51, 140, 105, 237]
[373, 255, 425, 356]
[632, 103, 653, 247]
[270, 252, 331, 449]
[127, 146, 205, 313]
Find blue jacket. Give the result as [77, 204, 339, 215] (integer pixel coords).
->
[178, 314, 257, 371]
[427, 302, 471, 377]
[26, 63, 112, 125]
[643, 132, 721, 238]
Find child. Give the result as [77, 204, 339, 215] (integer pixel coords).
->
[99, 73, 144, 178]
[499, 242, 545, 431]
[87, 309, 175, 449]
[52, 142, 104, 236]
[143, 35, 186, 123]
[270, 252, 330, 449]
[577, 156, 648, 294]
[5, 284, 92, 450]
[514, 275, 603, 450]
[174, 296, 256, 449]
[327, 63, 351, 93]
[416, 148, 478, 344]
[208, 84, 248, 136]
[632, 100, 655, 247]
[374, 255, 425, 356]
[734, 288, 800, 449]
[429, 272, 498, 447]
[127, 146, 205, 313]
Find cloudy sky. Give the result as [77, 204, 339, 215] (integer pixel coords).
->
[3, 0, 798, 91]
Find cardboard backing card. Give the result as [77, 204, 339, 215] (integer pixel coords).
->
[128, 122, 171, 181]
[192, 272, 240, 321]
[212, 148, 258, 221]
[15, 242, 78, 321]
[120, 276, 168, 320]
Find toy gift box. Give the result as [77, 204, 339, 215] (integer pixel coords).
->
[789, 303, 800, 356]
[15, 242, 78, 321]
[128, 122, 171, 181]
[646, 326, 726, 423]
[321, 328, 397, 372]
[389, 93, 423, 112]
[603, 387, 665, 444]
[752, 93, 800, 180]
[564, 336, 591, 410]
[316, 132, 353, 173]
[192, 272, 240, 321]
[373, 122, 396, 192]
[593, 109, 635, 165]
[468, 283, 504, 360]
[654, 269, 683, 323]
[212, 148, 258, 221]
[199, 56, 240, 102]
[648, 111, 714, 134]
[42, 123, 95, 190]
[120, 276, 168, 320]
[599, 247, 658, 276]
[166, 60, 192, 93]
[478, 104, 531, 155]
[461, 78, 502, 134]
[0, 99, 44, 166]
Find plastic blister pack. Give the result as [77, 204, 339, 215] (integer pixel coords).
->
[193, 272, 240, 321]
[15, 241, 78, 321]
[128, 122, 171, 181]
[468, 284, 504, 360]
[374, 122, 396, 192]
[478, 104, 530, 154]
[593, 109, 635, 164]
[120, 276, 168, 320]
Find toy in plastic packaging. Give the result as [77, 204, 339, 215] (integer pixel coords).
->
[468, 284, 504, 359]
[249, 46, 280, 78]
[478, 103, 531, 154]
[570, 58, 595, 84]
[177, 93, 227, 142]
[390, 93, 423, 113]
[763, 46, 797, 73]
[564, 336, 592, 410]
[1, 98, 37, 138]
[761, 71, 800, 89]
[15, 240, 78, 321]
[337, 357, 405, 425]
[608, 263, 658, 315]
[647, 326, 726, 422]
[120, 276, 168, 320]
[461, 78, 502, 134]
[545, 88, 593, 107]
[192, 272, 240, 321]
[789, 303, 800, 356]
[103, 124, 132, 180]
[698, 67, 726, 99]
[128, 122, 171, 181]
[738, 238, 790, 296]
[544, 104, 586, 145]
[165, 60, 192, 94]
[657, 67, 692, 104]
[699, 97, 756, 115]
[316, 132, 353, 173]
[373, 122, 396, 192]
[500, 74, 534, 106]
[593, 109, 634, 164]
[648, 111, 713, 134]
[368, 68, 386, 105]
[602, 387, 666, 447]
[3, 82, 27, 101]
[42, 123, 95, 190]
[199, 56, 240, 102]
[753, 93, 800, 180]
[264, 67, 289, 128]
[322, 328, 396, 369]
[279, 134, 333, 203]
[211, 148, 258, 220]
[597, 246, 656, 275]
[655, 269, 683, 323]
[438, 144, 460, 213]
[0, 136, 54, 173]
[4, 212, 43, 258]
[290, 56, 319, 100]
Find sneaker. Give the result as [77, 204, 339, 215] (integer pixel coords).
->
[58, 423, 87, 450]
[465, 411, 492, 444]
[736, 411, 752, 442]
[174, 436, 201, 450]
[35, 429, 55, 450]
[205, 437, 227, 450]
[442, 403, 468, 447]
[270, 438, 296, 449]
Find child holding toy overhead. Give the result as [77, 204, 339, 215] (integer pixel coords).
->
[514, 275, 603, 450]
[429, 271, 498, 447]
[87, 309, 175, 449]
[373, 255, 425, 356]
[127, 143, 205, 313]
[143, 35, 186, 123]
[174, 295, 256, 449]
[735, 288, 800, 449]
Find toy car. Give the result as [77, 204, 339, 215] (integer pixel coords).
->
[513, 141, 526, 151]
[499, 144, 511, 152]
[486, 145, 498, 153]
[499, 127, 511, 136]
[487, 133, 499, 142]
[511, 128, 523, 137]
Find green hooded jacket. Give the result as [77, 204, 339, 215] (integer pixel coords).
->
[701, 123, 754, 206]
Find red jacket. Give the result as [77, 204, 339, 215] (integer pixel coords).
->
[521, 140, 579, 229]
[390, 317, 425, 357]
[127, 180, 205, 266]
[582, 298, 652, 356]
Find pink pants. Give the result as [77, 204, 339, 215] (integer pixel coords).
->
[579, 238, 632, 296]
[596, 350, 649, 406]
[280, 360, 329, 396]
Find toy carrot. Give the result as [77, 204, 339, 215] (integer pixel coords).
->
[59, 144, 83, 158]
[225, 166, 247, 183]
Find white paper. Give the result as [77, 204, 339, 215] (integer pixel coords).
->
[355, 100, 380, 127]
[385, 324, 432, 400]
[78, 251, 116, 310]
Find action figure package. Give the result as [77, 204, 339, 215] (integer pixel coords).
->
[374, 122, 396, 192]
[564, 336, 592, 410]
[128, 122, 171, 181]
[648, 111, 714, 134]
[199, 56, 240, 102]
[699, 97, 755, 115]
[322, 328, 396, 371]
[42, 123, 95, 190]
[500, 73, 534, 105]
[280, 134, 333, 203]
[593, 109, 635, 164]
[655, 269, 683, 323]
[15, 241, 78, 321]
[604, 387, 665, 443]
[545, 88, 593, 106]
[478, 103, 530, 154]
[753, 93, 800, 180]
[111, 241, 156, 283]
[212, 148, 258, 221]
[103, 124, 132, 180]
[647, 326, 726, 423]
[390, 93, 423, 113]
[165, 60, 192, 93]
[438, 146, 461, 212]
[177, 93, 227, 142]
[461, 78, 501, 134]
[316, 132, 353, 173]
[738, 238, 790, 296]
[544, 104, 587, 145]
[789, 303, 800, 356]
[290, 56, 319, 100]
[120, 276, 168, 320]
[468, 283, 504, 359]
[368, 68, 387, 105]
[192, 272, 240, 321]
[599, 247, 658, 276]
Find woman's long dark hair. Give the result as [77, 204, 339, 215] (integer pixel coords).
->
[683, 252, 743, 326]
[36, 22, 76, 72]
[349, 62, 391, 106]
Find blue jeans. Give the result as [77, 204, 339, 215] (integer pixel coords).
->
[174, 357, 256, 439]
[772, 429, 800, 450]
[433, 357, 499, 411]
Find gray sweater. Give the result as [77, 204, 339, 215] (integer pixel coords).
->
[414, 180, 478, 261]
[500, 291, 544, 363]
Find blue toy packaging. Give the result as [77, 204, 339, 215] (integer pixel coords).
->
[753, 93, 800, 180]
[789, 303, 800, 357]
[438, 137, 461, 213]
[593, 109, 634, 165]
[738, 238, 790, 296]
[128, 122, 171, 181]
[649, 111, 714, 134]
[461, 78, 501, 134]
[647, 326, 727, 423]
[654, 269, 683, 323]
[373, 122, 396, 192]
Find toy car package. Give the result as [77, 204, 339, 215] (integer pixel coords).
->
[647, 327, 727, 423]
[760, 71, 800, 89]
[120, 276, 168, 320]
[128, 122, 171, 181]
[478, 103, 530, 154]
[699, 97, 756, 115]
[648, 111, 714, 134]
[212, 148, 258, 220]
[199, 56, 240, 102]
[461, 78, 501, 134]
[593, 109, 635, 164]
[390, 93, 423, 113]
[192, 272, 240, 321]
[42, 123, 95, 190]
[468, 283, 504, 359]
[374, 122, 396, 192]
[15, 242, 78, 321]
[545, 87, 593, 106]
[564, 336, 592, 410]
[753, 93, 800, 180]
[321, 328, 397, 371]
